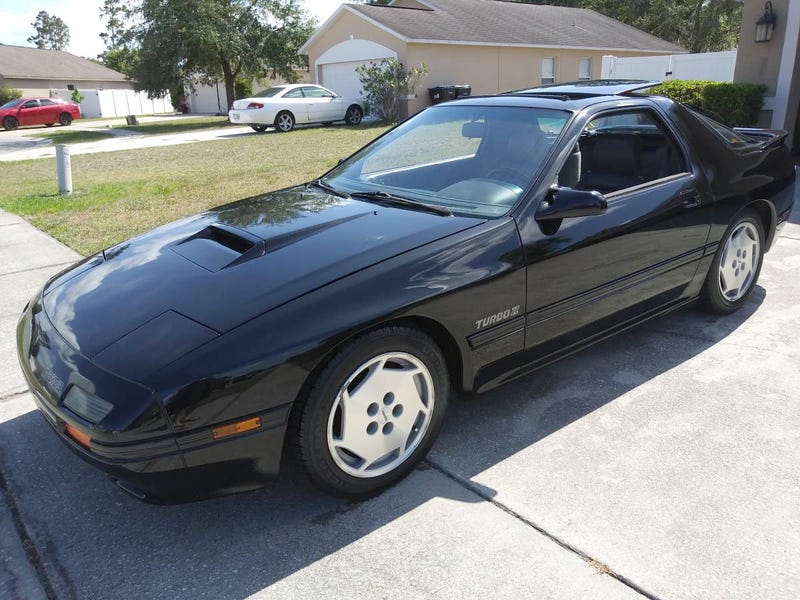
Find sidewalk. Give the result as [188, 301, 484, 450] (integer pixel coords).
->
[0, 211, 79, 600]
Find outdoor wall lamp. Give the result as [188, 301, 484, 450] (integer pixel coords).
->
[755, 1, 777, 43]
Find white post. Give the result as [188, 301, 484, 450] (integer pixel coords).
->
[56, 145, 72, 196]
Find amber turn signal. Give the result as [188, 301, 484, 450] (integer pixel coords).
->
[65, 423, 91, 448]
[212, 416, 262, 440]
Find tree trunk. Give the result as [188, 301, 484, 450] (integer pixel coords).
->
[221, 59, 235, 111]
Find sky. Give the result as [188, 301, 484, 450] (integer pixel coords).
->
[0, 0, 339, 59]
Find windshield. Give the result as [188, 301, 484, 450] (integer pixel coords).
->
[0, 99, 23, 110]
[253, 87, 286, 98]
[325, 105, 571, 218]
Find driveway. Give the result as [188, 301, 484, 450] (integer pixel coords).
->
[1, 205, 799, 599]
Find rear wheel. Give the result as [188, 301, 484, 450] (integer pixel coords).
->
[274, 111, 295, 132]
[345, 105, 363, 126]
[297, 327, 449, 498]
[59, 112, 73, 126]
[250, 124, 268, 132]
[702, 209, 764, 314]
[3, 116, 18, 131]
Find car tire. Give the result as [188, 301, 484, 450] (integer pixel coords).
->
[250, 124, 268, 133]
[702, 209, 765, 314]
[59, 113, 73, 126]
[3, 116, 18, 131]
[345, 105, 363, 126]
[297, 326, 449, 498]
[274, 111, 295, 132]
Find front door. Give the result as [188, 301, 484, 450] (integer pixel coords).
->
[517, 104, 712, 364]
[279, 88, 310, 123]
[302, 86, 342, 122]
[17, 99, 41, 126]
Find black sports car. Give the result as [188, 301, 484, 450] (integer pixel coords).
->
[17, 81, 796, 502]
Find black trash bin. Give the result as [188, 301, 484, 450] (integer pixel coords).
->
[428, 85, 457, 104]
[454, 85, 472, 98]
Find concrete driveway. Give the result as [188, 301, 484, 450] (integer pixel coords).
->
[1, 207, 799, 599]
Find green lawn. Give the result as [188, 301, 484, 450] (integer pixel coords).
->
[0, 124, 388, 256]
[30, 130, 115, 144]
[114, 116, 234, 135]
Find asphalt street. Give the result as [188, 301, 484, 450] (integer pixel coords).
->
[0, 197, 798, 598]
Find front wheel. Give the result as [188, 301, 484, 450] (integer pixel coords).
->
[274, 111, 295, 132]
[3, 116, 18, 131]
[297, 327, 449, 497]
[702, 209, 764, 314]
[59, 112, 73, 126]
[345, 105, 363, 125]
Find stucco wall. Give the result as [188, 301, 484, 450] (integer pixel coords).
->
[305, 9, 408, 85]
[3, 78, 132, 97]
[405, 45, 663, 114]
[733, 0, 787, 95]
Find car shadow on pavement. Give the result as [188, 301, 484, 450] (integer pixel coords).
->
[0, 289, 765, 599]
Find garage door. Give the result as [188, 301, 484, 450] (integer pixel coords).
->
[321, 60, 374, 100]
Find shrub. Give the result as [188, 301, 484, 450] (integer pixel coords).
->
[0, 86, 22, 105]
[71, 87, 84, 105]
[356, 58, 429, 123]
[648, 80, 767, 127]
[234, 78, 253, 100]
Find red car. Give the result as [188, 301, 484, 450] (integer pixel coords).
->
[0, 97, 81, 130]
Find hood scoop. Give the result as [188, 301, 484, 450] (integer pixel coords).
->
[172, 224, 265, 272]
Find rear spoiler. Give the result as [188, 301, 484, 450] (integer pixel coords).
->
[734, 127, 790, 148]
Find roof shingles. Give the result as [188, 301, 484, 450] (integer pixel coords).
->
[0, 44, 128, 82]
[348, 0, 686, 53]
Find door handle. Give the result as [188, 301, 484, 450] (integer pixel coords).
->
[680, 190, 701, 209]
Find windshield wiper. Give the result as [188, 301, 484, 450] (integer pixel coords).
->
[350, 191, 453, 216]
[307, 179, 351, 199]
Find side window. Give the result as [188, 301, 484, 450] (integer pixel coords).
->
[39, 99, 56, 106]
[282, 88, 304, 99]
[22, 100, 39, 109]
[578, 58, 591, 81]
[558, 109, 687, 194]
[302, 86, 333, 98]
[541, 58, 556, 85]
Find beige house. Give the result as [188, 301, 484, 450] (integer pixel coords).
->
[0, 44, 131, 97]
[733, 0, 799, 147]
[300, 0, 685, 116]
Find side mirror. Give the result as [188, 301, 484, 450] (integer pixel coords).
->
[536, 185, 607, 220]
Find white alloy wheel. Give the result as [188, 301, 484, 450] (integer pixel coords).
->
[718, 221, 761, 302]
[326, 352, 435, 478]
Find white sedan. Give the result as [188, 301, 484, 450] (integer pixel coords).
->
[229, 84, 364, 133]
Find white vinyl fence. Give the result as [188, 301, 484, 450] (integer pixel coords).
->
[50, 88, 172, 118]
[601, 50, 737, 83]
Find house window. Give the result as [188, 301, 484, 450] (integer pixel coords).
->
[541, 58, 556, 84]
[579, 58, 592, 80]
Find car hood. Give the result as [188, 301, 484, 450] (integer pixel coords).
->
[42, 186, 481, 359]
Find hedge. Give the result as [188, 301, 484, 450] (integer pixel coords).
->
[0, 86, 22, 105]
[648, 80, 767, 128]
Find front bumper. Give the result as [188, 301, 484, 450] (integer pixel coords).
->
[16, 296, 287, 503]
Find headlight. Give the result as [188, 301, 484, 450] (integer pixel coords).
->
[63, 385, 113, 424]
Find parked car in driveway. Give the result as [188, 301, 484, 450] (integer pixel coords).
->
[228, 84, 364, 132]
[0, 97, 81, 130]
[17, 81, 796, 503]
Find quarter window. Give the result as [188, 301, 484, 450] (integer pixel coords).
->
[558, 109, 687, 194]
[578, 58, 591, 80]
[302, 86, 334, 98]
[282, 88, 305, 98]
[39, 99, 56, 106]
[541, 58, 556, 84]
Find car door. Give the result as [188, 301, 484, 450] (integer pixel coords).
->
[17, 99, 40, 126]
[302, 86, 340, 122]
[279, 87, 310, 123]
[516, 103, 712, 364]
[38, 98, 60, 123]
